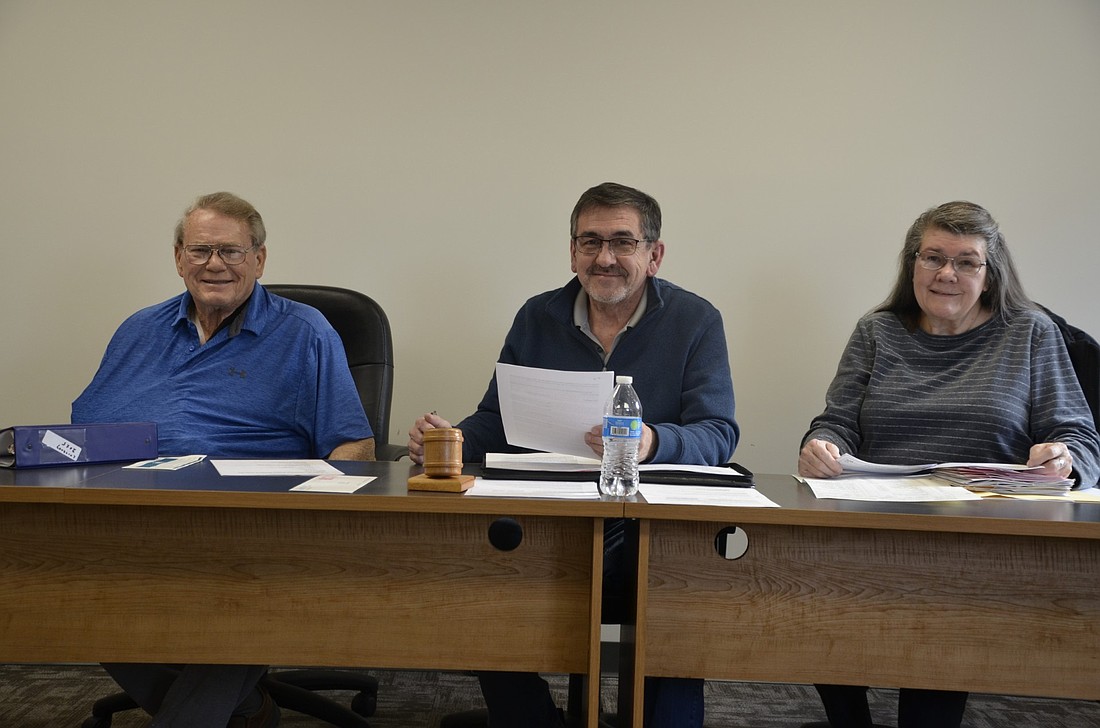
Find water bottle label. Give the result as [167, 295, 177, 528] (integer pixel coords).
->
[603, 416, 641, 439]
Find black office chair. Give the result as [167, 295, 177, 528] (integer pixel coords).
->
[83, 284, 399, 728]
[1039, 305, 1100, 431]
[268, 284, 405, 462]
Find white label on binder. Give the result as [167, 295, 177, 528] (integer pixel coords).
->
[42, 430, 82, 461]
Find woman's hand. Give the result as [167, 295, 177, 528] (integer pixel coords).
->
[798, 438, 844, 478]
[1027, 442, 1074, 480]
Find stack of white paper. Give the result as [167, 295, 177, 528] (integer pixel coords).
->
[837, 454, 1073, 496]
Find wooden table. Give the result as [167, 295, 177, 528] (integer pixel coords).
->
[0, 460, 621, 727]
[619, 473, 1100, 722]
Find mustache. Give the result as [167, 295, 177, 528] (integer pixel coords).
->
[585, 263, 625, 276]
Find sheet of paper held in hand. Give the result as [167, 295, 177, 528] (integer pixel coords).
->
[211, 460, 343, 476]
[839, 453, 1025, 474]
[834, 454, 1071, 496]
[495, 363, 614, 458]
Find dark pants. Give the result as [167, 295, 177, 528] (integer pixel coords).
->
[815, 684, 968, 728]
[475, 519, 705, 728]
[478, 672, 703, 728]
[102, 663, 268, 727]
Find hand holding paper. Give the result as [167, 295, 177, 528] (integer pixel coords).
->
[496, 363, 613, 458]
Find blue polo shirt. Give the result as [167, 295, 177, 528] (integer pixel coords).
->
[72, 283, 373, 458]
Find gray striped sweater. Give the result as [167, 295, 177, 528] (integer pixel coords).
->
[802, 308, 1100, 487]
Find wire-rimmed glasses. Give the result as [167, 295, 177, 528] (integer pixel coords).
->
[914, 250, 986, 276]
[181, 244, 258, 266]
[572, 236, 648, 257]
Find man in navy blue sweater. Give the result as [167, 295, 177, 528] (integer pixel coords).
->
[409, 182, 739, 728]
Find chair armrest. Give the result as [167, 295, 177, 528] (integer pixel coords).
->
[376, 443, 410, 462]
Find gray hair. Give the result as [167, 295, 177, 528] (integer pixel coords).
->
[173, 191, 266, 248]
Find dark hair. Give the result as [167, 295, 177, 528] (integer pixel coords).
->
[570, 182, 661, 243]
[173, 191, 266, 248]
[877, 200, 1034, 329]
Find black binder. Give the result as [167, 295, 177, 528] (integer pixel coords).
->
[480, 460, 754, 487]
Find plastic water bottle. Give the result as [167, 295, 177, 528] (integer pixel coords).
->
[599, 375, 642, 498]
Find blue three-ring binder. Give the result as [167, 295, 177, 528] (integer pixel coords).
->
[0, 422, 157, 468]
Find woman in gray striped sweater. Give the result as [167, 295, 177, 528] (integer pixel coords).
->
[798, 200, 1100, 728]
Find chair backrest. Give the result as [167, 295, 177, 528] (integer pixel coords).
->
[1040, 304, 1100, 431]
[266, 284, 396, 454]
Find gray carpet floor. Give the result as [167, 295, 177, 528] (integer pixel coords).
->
[3, 664, 1098, 727]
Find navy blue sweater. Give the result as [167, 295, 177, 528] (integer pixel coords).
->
[458, 276, 739, 465]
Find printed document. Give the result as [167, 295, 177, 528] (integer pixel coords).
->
[495, 363, 613, 458]
[801, 475, 982, 502]
[211, 460, 342, 476]
[838, 453, 1029, 475]
[484, 452, 601, 471]
[125, 455, 206, 470]
[837, 455, 1071, 495]
[290, 475, 376, 493]
[638, 483, 780, 507]
[465, 477, 600, 499]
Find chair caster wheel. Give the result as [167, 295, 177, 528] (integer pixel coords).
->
[352, 690, 377, 716]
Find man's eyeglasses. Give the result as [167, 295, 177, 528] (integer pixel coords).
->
[914, 250, 987, 276]
[572, 236, 648, 257]
[181, 244, 257, 266]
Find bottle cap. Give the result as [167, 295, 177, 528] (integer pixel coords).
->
[615, 375, 633, 384]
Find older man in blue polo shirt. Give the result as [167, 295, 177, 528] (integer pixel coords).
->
[73, 191, 375, 728]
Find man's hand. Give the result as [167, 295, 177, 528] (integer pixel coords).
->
[408, 412, 453, 465]
[584, 423, 655, 462]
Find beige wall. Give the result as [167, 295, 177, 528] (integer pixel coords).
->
[2, 0, 1098, 474]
